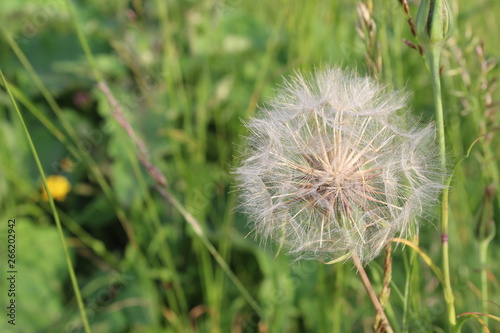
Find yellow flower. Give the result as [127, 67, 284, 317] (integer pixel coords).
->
[41, 175, 71, 201]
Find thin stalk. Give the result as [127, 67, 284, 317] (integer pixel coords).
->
[0, 71, 92, 333]
[61, 0, 190, 322]
[156, 186, 264, 318]
[0, 24, 138, 250]
[352, 254, 394, 333]
[402, 288, 412, 333]
[425, 45, 456, 328]
[391, 238, 444, 285]
[402, 235, 418, 332]
[479, 241, 489, 327]
[317, 264, 328, 333]
[96, 82, 264, 318]
[332, 264, 344, 333]
[125, 147, 188, 316]
[476, 185, 496, 327]
[373, 245, 393, 332]
[62, 0, 102, 83]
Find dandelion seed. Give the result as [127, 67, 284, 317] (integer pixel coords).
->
[235, 68, 444, 264]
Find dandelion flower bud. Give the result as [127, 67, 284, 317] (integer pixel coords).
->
[415, 0, 454, 47]
[236, 68, 444, 264]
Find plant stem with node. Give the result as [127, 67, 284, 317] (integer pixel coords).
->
[426, 45, 456, 328]
[415, 0, 456, 327]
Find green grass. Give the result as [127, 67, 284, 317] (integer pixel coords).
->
[0, 0, 499, 332]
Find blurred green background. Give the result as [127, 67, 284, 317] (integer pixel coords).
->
[0, 0, 499, 332]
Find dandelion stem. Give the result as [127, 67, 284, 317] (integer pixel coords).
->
[352, 254, 394, 333]
[425, 45, 456, 328]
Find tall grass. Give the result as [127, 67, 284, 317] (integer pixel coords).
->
[0, 0, 499, 332]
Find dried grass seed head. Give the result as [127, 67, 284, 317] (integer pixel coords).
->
[236, 67, 444, 264]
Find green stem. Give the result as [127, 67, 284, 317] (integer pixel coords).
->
[425, 45, 456, 328]
[401, 235, 418, 333]
[0, 71, 92, 333]
[479, 240, 489, 327]
[332, 264, 344, 333]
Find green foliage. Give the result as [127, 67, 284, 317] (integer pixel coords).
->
[0, 220, 67, 332]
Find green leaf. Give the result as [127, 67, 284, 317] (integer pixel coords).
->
[0, 220, 68, 332]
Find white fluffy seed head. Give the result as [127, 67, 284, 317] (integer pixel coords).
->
[235, 68, 444, 264]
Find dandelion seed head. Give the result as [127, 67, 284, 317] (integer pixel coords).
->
[235, 68, 444, 264]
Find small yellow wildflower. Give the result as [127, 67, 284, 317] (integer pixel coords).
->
[41, 175, 71, 201]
